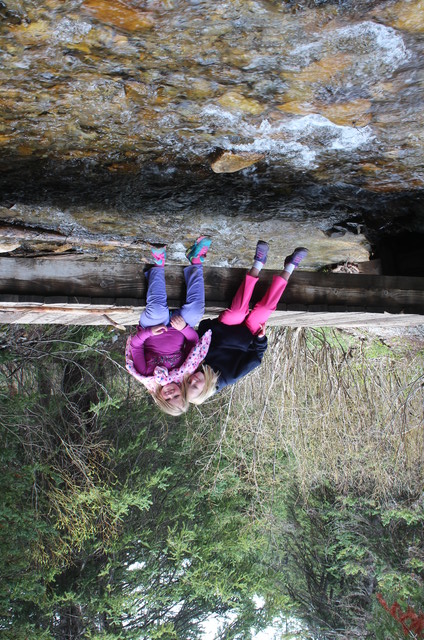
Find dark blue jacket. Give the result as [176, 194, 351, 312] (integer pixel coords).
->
[197, 318, 268, 391]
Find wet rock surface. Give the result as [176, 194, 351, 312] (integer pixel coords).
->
[1, 0, 424, 270]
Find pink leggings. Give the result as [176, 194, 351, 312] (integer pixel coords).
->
[218, 273, 288, 334]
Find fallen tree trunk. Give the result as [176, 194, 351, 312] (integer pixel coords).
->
[1, 257, 424, 326]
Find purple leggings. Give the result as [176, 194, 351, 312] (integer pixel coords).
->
[218, 273, 288, 334]
[139, 265, 205, 329]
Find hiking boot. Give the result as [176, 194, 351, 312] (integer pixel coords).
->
[253, 240, 269, 265]
[284, 247, 309, 269]
[186, 236, 212, 264]
[150, 245, 167, 267]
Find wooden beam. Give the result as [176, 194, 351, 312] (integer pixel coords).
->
[1, 302, 423, 327]
[1, 257, 424, 326]
[0, 223, 143, 250]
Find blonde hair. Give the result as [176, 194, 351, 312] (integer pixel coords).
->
[184, 364, 219, 405]
[152, 387, 189, 416]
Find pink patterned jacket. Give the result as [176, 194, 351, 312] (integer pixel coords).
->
[125, 329, 212, 393]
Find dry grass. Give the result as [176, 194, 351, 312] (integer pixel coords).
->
[190, 327, 424, 503]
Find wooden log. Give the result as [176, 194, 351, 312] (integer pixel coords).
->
[0, 303, 423, 327]
[0, 222, 143, 249]
[1, 258, 424, 325]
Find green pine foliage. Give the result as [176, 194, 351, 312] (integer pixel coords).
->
[0, 325, 278, 638]
[0, 324, 423, 639]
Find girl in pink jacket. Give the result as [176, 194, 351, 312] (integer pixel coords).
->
[126, 237, 211, 416]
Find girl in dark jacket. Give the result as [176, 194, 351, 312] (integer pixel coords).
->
[185, 241, 308, 403]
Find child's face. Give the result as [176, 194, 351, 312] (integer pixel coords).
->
[186, 371, 205, 401]
[160, 383, 184, 408]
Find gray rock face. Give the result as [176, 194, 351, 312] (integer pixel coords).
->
[1, 0, 423, 268]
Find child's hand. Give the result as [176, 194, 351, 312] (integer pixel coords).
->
[170, 314, 187, 331]
[257, 323, 267, 338]
[151, 324, 168, 335]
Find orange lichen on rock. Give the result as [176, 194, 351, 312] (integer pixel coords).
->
[217, 91, 264, 115]
[276, 100, 315, 116]
[211, 151, 264, 174]
[360, 162, 380, 173]
[320, 99, 372, 126]
[389, 0, 424, 33]
[124, 82, 149, 103]
[17, 145, 34, 156]
[9, 19, 52, 45]
[82, 0, 154, 32]
[283, 54, 353, 85]
[365, 176, 424, 192]
[278, 99, 371, 127]
[106, 162, 139, 173]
